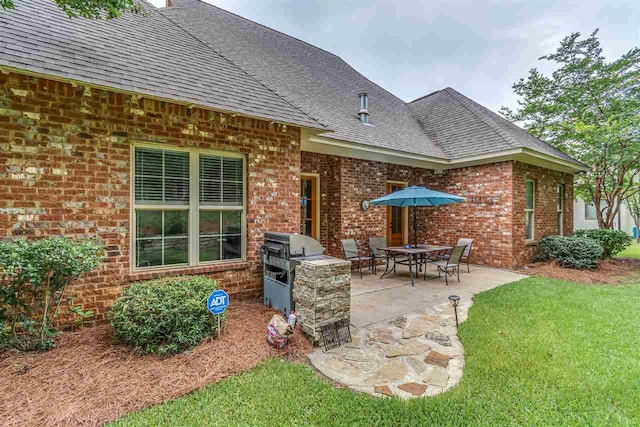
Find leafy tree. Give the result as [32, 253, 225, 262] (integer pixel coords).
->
[0, 0, 143, 19]
[627, 192, 640, 243]
[502, 30, 640, 229]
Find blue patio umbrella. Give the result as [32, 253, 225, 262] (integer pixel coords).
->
[369, 186, 464, 247]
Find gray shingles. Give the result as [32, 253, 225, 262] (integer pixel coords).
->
[161, 0, 446, 159]
[1, 0, 583, 167]
[162, 0, 582, 166]
[408, 88, 584, 164]
[0, 0, 322, 129]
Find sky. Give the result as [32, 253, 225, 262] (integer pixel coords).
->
[148, 0, 639, 112]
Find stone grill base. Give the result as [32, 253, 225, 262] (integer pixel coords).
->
[293, 258, 351, 344]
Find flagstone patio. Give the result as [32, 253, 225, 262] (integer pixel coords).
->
[308, 264, 526, 398]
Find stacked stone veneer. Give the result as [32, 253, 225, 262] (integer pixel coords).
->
[292, 258, 351, 343]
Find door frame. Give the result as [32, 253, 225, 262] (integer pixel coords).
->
[386, 180, 409, 246]
[300, 173, 320, 239]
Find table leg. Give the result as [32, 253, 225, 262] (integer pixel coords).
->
[408, 254, 415, 287]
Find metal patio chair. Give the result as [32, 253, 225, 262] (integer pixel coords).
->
[431, 245, 467, 285]
[440, 238, 474, 273]
[341, 238, 373, 279]
[368, 237, 387, 275]
[368, 237, 408, 275]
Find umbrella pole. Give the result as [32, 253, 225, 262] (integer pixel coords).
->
[413, 205, 417, 248]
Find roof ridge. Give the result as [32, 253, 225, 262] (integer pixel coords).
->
[164, 0, 437, 147]
[443, 87, 521, 148]
[166, 0, 343, 61]
[157, 1, 325, 129]
[407, 88, 446, 104]
[175, 1, 415, 113]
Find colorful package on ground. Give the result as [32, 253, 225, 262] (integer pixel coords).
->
[266, 314, 293, 349]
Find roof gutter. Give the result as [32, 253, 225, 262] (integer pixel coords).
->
[305, 133, 448, 168]
[305, 132, 588, 173]
[448, 148, 589, 173]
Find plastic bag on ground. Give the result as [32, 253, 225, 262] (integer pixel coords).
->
[266, 314, 293, 349]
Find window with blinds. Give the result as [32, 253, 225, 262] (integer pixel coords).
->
[135, 148, 189, 204]
[557, 184, 564, 235]
[199, 155, 243, 206]
[525, 180, 535, 241]
[133, 146, 245, 270]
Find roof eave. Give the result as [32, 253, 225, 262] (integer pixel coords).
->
[443, 148, 587, 173]
[0, 65, 327, 131]
[304, 131, 587, 174]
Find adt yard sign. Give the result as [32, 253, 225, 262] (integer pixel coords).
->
[207, 289, 229, 315]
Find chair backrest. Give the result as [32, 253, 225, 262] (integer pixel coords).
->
[368, 237, 387, 257]
[448, 245, 467, 265]
[341, 239, 359, 259]
[456, 238, 474, 257]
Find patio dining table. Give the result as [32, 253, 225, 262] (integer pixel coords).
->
[380, 245, 452, 286]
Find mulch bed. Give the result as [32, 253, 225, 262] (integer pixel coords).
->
[522, 258, 640, 284]
[0, 301, 313, 427]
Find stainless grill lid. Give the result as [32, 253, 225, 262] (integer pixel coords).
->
[264, 232, 325, 257]
[289, 234, 324, 257]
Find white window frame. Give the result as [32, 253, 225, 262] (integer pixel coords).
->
[557, 184, 564, 235]
[525, 180, 535, 242]
[130, 142, 247, 272]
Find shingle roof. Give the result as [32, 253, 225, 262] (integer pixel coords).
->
[0, 0, 323, 129]
[0, 0, 583, 168]
[408, 88, 580, 163]
[161, 0, 447, 159]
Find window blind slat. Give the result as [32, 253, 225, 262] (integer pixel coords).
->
[135, 148, 189, 204]
[223, 157, 243, 182]
[199, 155, 243, 206]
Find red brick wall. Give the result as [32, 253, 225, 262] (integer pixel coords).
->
[512, 161, 574, 266]
[301, 153, 416, 258]
[300, 152, 341, 256]
[302, 154, 575, 269]
[415, 162, 515, 269]
[0, 72, 301, 325]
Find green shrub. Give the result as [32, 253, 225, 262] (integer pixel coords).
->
[110, 276, 220, 355]
[536, 235, 603, 269]
[572, 229, 631, 258]
[0, 238, 104, 351]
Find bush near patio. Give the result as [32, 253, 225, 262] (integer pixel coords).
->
[110, 276, 221, 356]
[573, 228, 631, 259]
[0, 238, 104, 351]
[535, 235, 603, 269]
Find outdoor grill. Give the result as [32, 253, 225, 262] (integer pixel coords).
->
[261, 232, 328, 315]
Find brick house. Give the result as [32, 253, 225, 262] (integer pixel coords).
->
[0, 0, 586, 324]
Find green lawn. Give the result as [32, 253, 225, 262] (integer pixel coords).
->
[112, 278, 640, 426]
[618, 242, 640, 259]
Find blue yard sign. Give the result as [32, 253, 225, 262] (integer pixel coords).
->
[207, 289, 229, 315]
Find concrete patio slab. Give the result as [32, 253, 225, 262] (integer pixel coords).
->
[308, 264, 527, 398]
[351, 264, 526, 327]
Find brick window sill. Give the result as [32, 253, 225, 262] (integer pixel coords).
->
[128, 261, 250, 282]
[525, 240, 538, 246]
